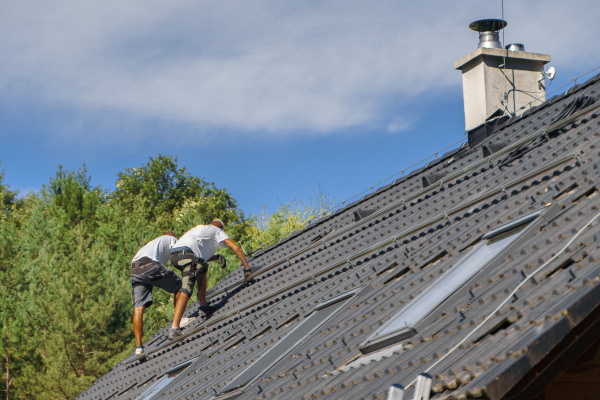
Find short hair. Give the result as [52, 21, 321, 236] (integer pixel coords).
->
[211, 219, 225, 229]
[163, 231, 176, 238]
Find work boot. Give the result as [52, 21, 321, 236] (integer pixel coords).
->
[168, 327, 183, 341]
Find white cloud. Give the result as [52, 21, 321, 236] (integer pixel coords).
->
[0, 0, 599, 142]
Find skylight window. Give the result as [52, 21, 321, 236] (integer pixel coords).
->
[218, 288, 362, 398]
[135, 359, 195, 400]
[360, 208, 547, 354]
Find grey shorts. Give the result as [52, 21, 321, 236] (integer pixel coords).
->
[131, 258, 182, 309]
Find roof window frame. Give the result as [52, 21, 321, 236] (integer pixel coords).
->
[359, 205, 558, 354]
[134, 357, 198, 400]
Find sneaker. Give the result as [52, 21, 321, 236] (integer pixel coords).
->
[180, 317, 196, 327]
[135, 346, 145, 357]
[168, 328, 183, 341]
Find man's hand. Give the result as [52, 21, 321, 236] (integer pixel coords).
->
[223, 238, 252, 282]
[217, 254, 227, 269]
[243, 268, 253, 282]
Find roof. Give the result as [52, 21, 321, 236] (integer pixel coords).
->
[78, 72, 600, 400]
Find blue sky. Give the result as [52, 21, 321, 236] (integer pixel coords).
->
[1, 1, 599, 218]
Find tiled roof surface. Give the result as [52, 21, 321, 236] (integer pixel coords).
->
[78, 73, 600, 400]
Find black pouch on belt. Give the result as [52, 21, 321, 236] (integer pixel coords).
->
[170, 248, 200, 271]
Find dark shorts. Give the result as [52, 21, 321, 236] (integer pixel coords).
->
[131, 257, 182, 309]
[170, 248, 208, 297]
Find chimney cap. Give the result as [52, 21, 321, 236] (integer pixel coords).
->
[469, 19, 507, 32]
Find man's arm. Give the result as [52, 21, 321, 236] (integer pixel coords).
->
[223, 238, 250, 270]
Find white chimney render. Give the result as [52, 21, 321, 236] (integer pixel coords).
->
[455, 19, 551, 131]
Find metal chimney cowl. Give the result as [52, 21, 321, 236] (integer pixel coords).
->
[469, 19, 507, 49]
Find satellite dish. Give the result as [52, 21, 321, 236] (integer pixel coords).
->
[546, 66, 556, 81]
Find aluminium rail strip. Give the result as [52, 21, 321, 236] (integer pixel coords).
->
[124, 151, 582, 363]
[205, 101, 600, 302]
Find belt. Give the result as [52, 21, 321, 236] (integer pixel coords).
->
[132, 257, 154, 268]
[170, 246, 194, 254]
[171, 247, 205, 264]
[131, 257, 156, 273]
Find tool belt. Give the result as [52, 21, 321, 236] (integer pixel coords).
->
[170, 247, 207, 276]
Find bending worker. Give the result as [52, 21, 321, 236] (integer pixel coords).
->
[130, 231, 182, 356]
[169, 219, 252, 340]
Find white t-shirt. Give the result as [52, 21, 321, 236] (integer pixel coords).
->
[132, 235, 177, 266]
[176, 225, 230, 260]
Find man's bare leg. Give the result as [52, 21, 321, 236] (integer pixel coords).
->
[197, 272, 208, 306]
[171, 290, 189, 329]
[133, 305, 146, 347]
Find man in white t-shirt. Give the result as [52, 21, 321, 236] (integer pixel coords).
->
[130, 231, 182, 356]
[168, 219, 251, 340]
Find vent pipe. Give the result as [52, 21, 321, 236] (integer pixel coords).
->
[506, 43, 525, 52]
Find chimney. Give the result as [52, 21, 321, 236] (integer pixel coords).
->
[455, 19, 551, 131]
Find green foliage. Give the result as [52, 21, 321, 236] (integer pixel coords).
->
[0, 155, 331, 399]
[0, 165, 19, 217]
[43, 165, 104, 226]
[111, 154, 225, 224]
[247, 190, 334, 253]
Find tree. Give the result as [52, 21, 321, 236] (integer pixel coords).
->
[0, 166, 17, 216]
[0, 195, 47, 400]
[109, 154, 252, 298]
[111, 155, 224, 223]
[3, 167, 130, 399]
[0, 168, 29, 400]
[43, 165, 103, 226]
[246, 189, 334, 254]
